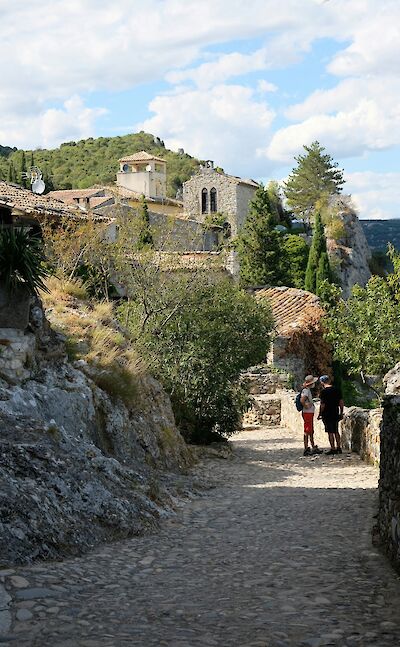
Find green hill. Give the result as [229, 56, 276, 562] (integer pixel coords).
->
[361, 219, 400, 251]
[0, 132, 202, 198]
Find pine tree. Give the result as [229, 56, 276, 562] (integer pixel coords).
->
[136, 196, 154, 250]
[284, 141, 345, 223]
[305, 213, 330, 293]
[236, 185, 283, 287]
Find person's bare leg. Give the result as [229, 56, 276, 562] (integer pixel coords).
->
[334, 431, 341, 450]
[304, 434, 309, 450]
[309, 432, 315, 449]
[328, 432, 335, 449]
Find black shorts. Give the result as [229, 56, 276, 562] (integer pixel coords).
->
[323, 418, 339, 434]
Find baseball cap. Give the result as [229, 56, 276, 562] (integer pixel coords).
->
[319, 375, 330, 384]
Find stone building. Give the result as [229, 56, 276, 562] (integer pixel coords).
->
[183, 162, 259, 236]
[254, 286, 331, 386]
[116, 151, 167, 200]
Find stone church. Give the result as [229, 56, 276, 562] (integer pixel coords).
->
[183, 161, 259, 236]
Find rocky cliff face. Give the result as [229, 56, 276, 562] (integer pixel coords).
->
[326, 196, 371, 298]
[0, 297, 192, 566]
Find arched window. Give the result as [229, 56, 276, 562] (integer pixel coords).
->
[201, 188, 208, 214]
[210, 187, 217, 213]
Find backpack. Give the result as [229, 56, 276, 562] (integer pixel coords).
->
[295, 392, 303, 412]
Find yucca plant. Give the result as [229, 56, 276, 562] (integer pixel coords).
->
[0, 227, 50, 295]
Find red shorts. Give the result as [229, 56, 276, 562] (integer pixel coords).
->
[302, 411, 314, 435]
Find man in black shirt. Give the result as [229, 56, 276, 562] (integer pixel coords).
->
[318, 375, 344, 455]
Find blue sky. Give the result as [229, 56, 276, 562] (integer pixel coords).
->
[1, 0, 399, 219]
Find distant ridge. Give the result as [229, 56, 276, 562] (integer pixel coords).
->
[361, 219, 400, 251]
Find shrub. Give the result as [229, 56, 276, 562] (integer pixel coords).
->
[121, 274, 273, 443]
[0, 227, 50, 294]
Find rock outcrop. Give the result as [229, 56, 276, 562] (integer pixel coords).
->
[326, 196, 371, 298]
[0, 298, 192, 566]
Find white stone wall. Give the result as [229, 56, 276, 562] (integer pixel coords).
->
[0, 328, 36, 384]
[117, 170, 166, 199]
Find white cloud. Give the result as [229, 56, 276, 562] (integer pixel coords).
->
[138, 84, 275, 176]
[345, 171, 400, 220]
[0, 96, 105, 149]
[258, 80, 278, 94]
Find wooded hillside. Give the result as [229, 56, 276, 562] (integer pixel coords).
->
[0, 132, 202, 197]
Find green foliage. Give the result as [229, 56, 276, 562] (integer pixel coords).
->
[265, 180, 291, 226]
[387, 244, 400, 302]
[304, 213, 331, 294]
[136, 196, 154, 251]
[316, 252, 331, 296]
[284, 141, 345, 222]
[323, 275, 400, 389]
[19, 151, 27, 189]
[120, 274, 273, 443]
[280, 234, 309, 289]
[236, 185, 283, 287]
[0, 132, 201, 198]
[0, 228, 50, 295]
[7, 161, 17, 183]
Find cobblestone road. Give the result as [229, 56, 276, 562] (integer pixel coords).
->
[1, 426, 400, 647]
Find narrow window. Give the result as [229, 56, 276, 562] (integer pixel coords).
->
[210, 187, 217, 213]
[201, 188, 208, 214]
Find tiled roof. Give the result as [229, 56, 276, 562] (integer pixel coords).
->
[226, 174, 260, 188]
[47, 189, 105, 204]
[0, 181, 109, 221]
[118, 151, 166, 164]
[255, 286, 323, 335]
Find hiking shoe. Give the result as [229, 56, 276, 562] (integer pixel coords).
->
[303, 448, 312, 456]
[312, 446, 323, 454]
[336, 448, 343, 454]
[325, 449, 336, 455]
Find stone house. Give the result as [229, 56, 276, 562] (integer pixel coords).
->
[183, 162, 259, 236]
[116, 151, 167, 200]
[254, 286, 331, 386]
[48, 188, 114, 211]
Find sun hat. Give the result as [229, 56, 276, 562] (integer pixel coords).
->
[304, 375, 318, 387]
[319, 375, 330, 384]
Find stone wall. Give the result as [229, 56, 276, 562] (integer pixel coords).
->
[242, 369, 292, 426]
[280, 389, 383, 459]
[375, 364, 400, 570]
[236, 183, 257, 232]
[376, 394, 400, 571]
[341, 406, 382, 465]
[243, 395, 281, 427]
[183, 168, 237, 225]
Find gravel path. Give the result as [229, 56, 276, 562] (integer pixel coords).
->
[1, 426, 400, 647]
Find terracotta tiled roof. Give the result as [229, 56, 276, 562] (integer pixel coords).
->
[118, 151, 166, 164]
[89, 196, 114, 208]
[255, 286, 323, 335]
[0, 181, 109, 221]
[47, 189, 105, 204]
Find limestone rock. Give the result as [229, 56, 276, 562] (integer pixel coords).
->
[384, 363, 400, 395]
[326, 196, 371, 298]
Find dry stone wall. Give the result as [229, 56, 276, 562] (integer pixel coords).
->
[341, 406, 382, 465]
[376, 394, 400, 571]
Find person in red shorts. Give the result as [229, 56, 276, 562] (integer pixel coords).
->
[300, 375, 323, 456]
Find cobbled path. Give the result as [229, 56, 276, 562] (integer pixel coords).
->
[2, 426, 400, 647]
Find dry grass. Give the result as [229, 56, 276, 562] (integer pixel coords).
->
[42, 276, 144, 406]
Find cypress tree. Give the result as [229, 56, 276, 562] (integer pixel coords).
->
[136, 196, 154, 250]
[305, 212, 331, 294]
[7, 161, 17, 183]
[316, 252, 331, 296]
[236, 185, 283, 287]
[20, 151, 27, 188]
